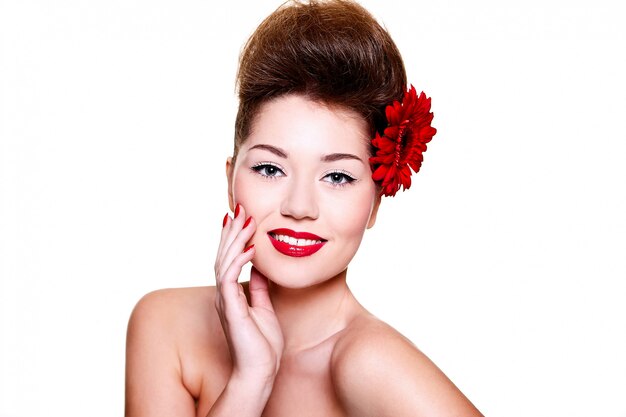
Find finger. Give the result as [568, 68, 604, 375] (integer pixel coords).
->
[216, 204, 248, 272]
[221, 244, 255, 285]
[215, 204, 247, 279]
[217, 246, 255, 317]
[215, 212, 231, 270]
[249, 265, 274, 312]
[218, 204, 246, 256]
[220, 216, 255, 277]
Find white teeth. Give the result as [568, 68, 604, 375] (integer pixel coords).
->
[272, 234, 322, 246]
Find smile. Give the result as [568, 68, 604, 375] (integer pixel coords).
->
[268, 228, 327, 257]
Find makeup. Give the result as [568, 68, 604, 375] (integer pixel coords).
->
[268, 228, 326, 257]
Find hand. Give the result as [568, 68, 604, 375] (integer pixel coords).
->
[214, 204, 284, 387]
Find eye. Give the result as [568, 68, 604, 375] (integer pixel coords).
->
[251, 162, 285, 178]
[322, 170, 356, 186]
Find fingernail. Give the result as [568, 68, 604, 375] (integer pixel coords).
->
[234, 203, 241, 218]
[222, 213, 229, 228]
[243, 216, 252, 229]
[244, 244, 254, 253]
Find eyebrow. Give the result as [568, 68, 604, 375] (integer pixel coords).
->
[249, 143, 363, 163]
[321, 153, 363, 163]
[249, 144, 288, 158]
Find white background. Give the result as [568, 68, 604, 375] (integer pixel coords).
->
[1, 0, 625, 416]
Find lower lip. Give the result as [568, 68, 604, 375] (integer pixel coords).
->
[268, 234, 326, 257]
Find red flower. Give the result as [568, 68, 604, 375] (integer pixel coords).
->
[370, 85, 437, 197]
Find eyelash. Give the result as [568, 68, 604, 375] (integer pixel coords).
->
[250, 163, 357, 187]
[251, 162, 285, 179]
[321, 170, 357, 187]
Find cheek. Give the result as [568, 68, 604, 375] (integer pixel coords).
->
[327, 188, 376, 241]
[232, 173, 276, 227]
[232, 174, 252, 209]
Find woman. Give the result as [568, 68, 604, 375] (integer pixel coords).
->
[125, 1, 483, 416]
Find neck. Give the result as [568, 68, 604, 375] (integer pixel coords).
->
[268, 269, 358, 353]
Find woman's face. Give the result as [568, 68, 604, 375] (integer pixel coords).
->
[227, 94, 381, 289]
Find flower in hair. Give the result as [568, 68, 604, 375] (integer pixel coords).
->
[370, 85, 437, 197]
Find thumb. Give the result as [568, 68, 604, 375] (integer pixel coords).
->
[249, 266, 274, 312]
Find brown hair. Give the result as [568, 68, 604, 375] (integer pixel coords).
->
[233, 0, 407, 159]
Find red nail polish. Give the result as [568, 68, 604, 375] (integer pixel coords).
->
[243, 216, 252, 229]
[244, 244, 254, 253]
[222, 213, 229, 228]
[234, 203, 241, 218]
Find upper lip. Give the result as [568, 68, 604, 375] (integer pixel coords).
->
[268, 228, 327, 241]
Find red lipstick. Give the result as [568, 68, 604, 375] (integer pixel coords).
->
[268, 228, 327, 257]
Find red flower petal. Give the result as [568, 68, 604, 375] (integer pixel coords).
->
[370, 85, 437, 197]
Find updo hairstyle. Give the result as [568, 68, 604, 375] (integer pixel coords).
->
[233, 0, 407, 160]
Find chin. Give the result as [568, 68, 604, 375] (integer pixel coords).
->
[251, 254, 346, 290]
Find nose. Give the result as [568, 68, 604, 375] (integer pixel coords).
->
[280, 178, 319, 220]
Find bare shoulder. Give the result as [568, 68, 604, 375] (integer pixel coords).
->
[126, 286, 227, 416]
[127, 286, 219, 355]
[126, 285, 228, 374]
[129, 286, 217, 331]
[331, 315, 482, 417]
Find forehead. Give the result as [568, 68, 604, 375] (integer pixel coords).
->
[243, 95, 371, 157]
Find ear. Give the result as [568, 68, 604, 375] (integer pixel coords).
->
[366, 192, 382, 229]
[226, 157, 235, 211]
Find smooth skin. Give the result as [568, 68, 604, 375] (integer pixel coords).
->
[125, 95, 483, 417]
